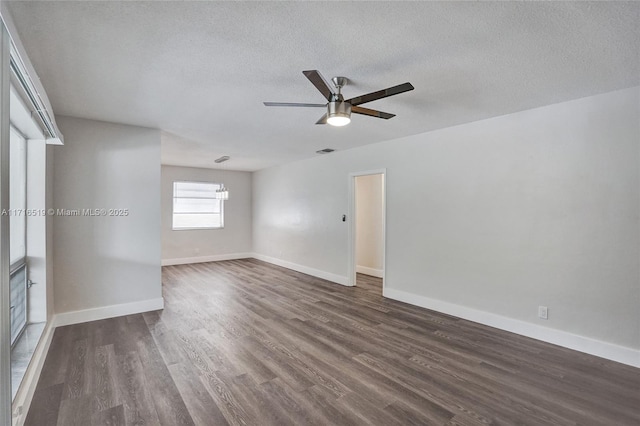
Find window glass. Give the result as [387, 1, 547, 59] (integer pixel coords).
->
[9, 129, 26, 264]
[172, 181, 224, 229]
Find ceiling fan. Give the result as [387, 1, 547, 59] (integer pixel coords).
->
[264, 70, 414, 127]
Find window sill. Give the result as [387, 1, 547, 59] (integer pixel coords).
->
[172, 226, 225, 231]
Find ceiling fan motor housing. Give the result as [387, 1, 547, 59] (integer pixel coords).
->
[328, 101, 351, 118]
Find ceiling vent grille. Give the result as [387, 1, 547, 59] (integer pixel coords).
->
[316, 148, 335, 154]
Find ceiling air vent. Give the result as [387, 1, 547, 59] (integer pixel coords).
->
[316, 148, 335, 154]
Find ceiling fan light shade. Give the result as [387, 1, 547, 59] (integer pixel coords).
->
[327, 115, 350, 126]
[327, 101, 351, 127]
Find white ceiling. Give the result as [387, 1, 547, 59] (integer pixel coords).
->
[7, 1, 640, 171]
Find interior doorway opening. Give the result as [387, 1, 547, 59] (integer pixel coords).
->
[348, 170, 386, 293]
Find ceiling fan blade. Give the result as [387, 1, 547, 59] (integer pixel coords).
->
[315, 114, 328, 125]
[346, 82, 414, 106]
[303, 70, 336, 101]
[351, 106, 395, 120]
[263, 102, 326, 107]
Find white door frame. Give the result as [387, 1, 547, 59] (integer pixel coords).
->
[347, 169, 386, 289]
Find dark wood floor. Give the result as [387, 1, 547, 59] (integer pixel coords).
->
[26, 259, 640, 425]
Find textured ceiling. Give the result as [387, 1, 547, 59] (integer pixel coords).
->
[7, 1, 640, 171]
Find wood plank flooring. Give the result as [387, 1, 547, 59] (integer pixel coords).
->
[25, 259, 640, 425]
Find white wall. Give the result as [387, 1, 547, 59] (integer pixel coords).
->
[253, 87, 640, 361]
[161, 165, 252, 264]
[52, 116, 162, 315]
[355, 174, 383, 276]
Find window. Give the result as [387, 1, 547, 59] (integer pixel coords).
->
[9, 128, 27, 348]
[172, 181, 224, 230]
[10, 128, 26, 266]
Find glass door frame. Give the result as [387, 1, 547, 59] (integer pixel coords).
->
[0, 19, 13, 426]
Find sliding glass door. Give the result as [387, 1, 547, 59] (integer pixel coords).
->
[9, 128, 26, 346]
[0, 19, 12, 426]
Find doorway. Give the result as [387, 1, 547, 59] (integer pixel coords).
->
[348, 170, 386, 293]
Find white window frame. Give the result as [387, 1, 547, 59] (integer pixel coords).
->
[172, 180, 224, 230]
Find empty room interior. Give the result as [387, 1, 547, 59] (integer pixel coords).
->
[0, 1, 639, 425]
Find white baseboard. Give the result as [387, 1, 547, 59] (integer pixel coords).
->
[251, 253, 349, 286]
[356, 265, 384, 278]
[162, 252, 252, 266]
[384, 287, 640, 368]
[12, 321, 55, 426]
[52, 297, 165, 328]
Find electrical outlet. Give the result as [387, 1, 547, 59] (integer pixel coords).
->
[538, 305, 548, 320]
